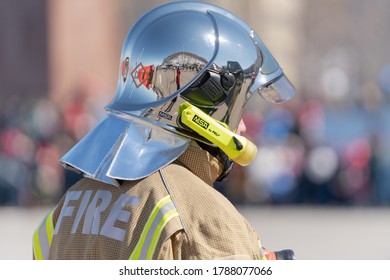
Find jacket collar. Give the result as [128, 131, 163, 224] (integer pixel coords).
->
[175, 142, 224, 186]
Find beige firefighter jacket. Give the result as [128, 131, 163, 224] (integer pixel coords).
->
[33, 142, 265, 260]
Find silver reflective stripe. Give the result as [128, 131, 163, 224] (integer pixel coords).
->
[33, 210, 54, 260]
[140, 200, 176, 259]
[129, 195, 179, 260]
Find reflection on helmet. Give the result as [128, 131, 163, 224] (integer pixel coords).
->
[106, 1, 296, 144]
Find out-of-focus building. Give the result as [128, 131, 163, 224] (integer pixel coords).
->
[0, 0, 48, 110]
[47, 0, 121, 108]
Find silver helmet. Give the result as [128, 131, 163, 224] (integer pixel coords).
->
[60, 1, 296, 186]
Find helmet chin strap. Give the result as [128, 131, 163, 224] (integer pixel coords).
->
[215, 151, 234, 182]
[196, 141, 234, 182]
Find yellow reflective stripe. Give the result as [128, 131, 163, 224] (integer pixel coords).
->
[129, 195, 177, 260]
[46, 210, 54, 246]
[32, 210, 54, 260]
[129, 195, 171, 259]
[146, 209, 179, 259]
[258, 240, 267, 260]
[33, 225, 43, 260]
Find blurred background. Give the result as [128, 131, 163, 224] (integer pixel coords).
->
[0, 0, 389, 259]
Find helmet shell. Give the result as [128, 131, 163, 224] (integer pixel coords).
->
[106, 1, 292, 139]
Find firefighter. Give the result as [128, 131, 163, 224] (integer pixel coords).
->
[33, 1, 296, 260]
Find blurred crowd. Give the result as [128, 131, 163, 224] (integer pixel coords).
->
[0, 87, 101, 206]
[1, 84, 390, 207]
[219, 89, 390, 206]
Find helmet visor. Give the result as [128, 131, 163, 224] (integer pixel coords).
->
[257, 75, 296, 104]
